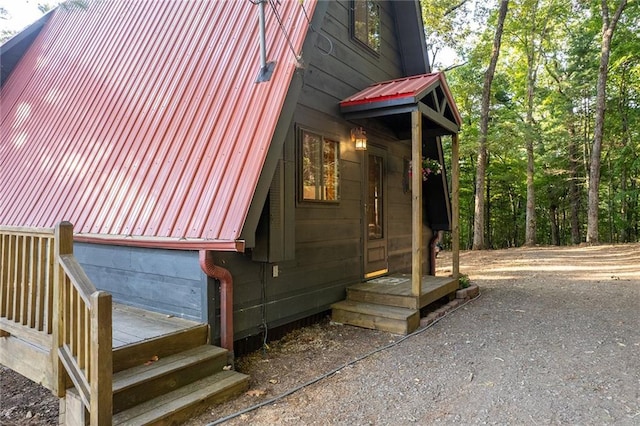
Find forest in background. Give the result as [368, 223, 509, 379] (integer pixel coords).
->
[423, 0, 638, 248]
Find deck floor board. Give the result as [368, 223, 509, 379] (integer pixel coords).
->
[348, 274, 458, 309]
[111, 304, 201, 349]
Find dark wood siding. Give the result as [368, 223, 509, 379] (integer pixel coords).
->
[224, 1, 419, 340]
[74, 243, 206, 322]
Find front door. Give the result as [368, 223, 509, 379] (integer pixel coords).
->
[363, 146, 388, 278]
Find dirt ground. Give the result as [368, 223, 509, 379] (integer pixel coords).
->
[2, 244, 639, 425]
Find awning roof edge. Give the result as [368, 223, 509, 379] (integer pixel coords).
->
[339, 72, 462, 133]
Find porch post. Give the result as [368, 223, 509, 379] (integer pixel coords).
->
[411, 109, 422, 297]
[451, 133, 460, 278]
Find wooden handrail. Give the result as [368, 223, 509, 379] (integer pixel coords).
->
[55, 222, 112, 425]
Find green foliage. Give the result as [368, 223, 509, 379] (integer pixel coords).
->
[439, 0, 640, 246]
[459, 274, 471, 289]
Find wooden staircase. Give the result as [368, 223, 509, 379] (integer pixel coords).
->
[62, 323, 249, 425]
[331, 274, 458, 335]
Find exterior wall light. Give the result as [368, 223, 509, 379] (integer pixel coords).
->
[351, 127, 367, 151]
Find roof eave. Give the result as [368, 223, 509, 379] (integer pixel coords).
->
[73, 234, 246, 252]
[0, 10, 53, 86]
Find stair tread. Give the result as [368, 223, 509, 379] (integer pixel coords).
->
[113, 345, 227, 392]
[112, 370, 249, 425]
[113, 324, 209, 372]
[331, 300, 418, 320]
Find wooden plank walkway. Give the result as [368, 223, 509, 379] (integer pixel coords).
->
[112, 304, 202, 349]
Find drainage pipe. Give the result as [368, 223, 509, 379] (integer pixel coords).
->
[199, 250, 234, 359]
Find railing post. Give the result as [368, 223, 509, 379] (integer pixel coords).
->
[451, 134, 460, 279]
[53, 222, 74, 397]
[90, 291, 112, 426]
[411, 109, 423, 297]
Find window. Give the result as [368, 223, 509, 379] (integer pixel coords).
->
[352, 0, 380, 53]
[300, 129, 340, 202]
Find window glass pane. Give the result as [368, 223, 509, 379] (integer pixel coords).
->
[367, 1, 380, 52]
[323, 140, 339, 201]
[301, 131, 340, 202]
[353, 0, 380, 53]
[302, 132, 322, 200]
[354, 1, 368, 43]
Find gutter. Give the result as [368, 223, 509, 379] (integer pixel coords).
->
[199, 250, 234, 362]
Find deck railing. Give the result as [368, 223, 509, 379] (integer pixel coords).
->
[0, 222, 112, 425]
[0, 225, 56, 352]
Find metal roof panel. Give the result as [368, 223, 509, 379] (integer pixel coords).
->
[340, 72, 462, 126]
[0, 0, 316, 249]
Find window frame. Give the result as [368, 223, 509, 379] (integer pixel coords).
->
[297, 127, 341, 204]
[350, 0, 381, 55]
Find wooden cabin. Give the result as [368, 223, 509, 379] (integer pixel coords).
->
[0, 0, 461, 423]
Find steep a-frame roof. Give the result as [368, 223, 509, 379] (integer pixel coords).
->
[0, 0, 318, 250]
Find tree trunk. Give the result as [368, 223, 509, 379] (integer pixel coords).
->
[472, 0, 509, 250]
[550, 205, 559, 246]
[567, 116, 581, 244]
[618, 62, 631, 242]
[586, 0, 628, 244]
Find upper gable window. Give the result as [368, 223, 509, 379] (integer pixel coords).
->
[352, 0, 380, 54]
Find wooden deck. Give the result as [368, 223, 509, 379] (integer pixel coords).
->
[348, 274, 459, 310]
[112, 303, 202, 349]
[1, 224, 248, 425]
[331, 274, 459, 335]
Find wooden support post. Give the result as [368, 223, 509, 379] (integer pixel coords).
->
[451, 134, 460, 279]
[90, 291, 112, 426]
[411, 109, 423, 297]
[54, 221, 74, 397]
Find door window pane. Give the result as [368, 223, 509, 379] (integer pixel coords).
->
[367, 154, 383, 239]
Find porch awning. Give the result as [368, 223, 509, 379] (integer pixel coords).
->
[340, 72, 462, 135]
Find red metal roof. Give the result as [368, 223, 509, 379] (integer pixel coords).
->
[0, 0, 316, 250]
[340, 72, 462, 126]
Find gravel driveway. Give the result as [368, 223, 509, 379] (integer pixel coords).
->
[212, 244, 640, 425]
[3, 244, 639, 425]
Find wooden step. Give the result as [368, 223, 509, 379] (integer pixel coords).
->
[331, 300, 420, 335]
[112, 370, 249, 426]
[112, 324, 209, 372]
[347, 287, 417, 309]
[112, 345, 228, 413]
